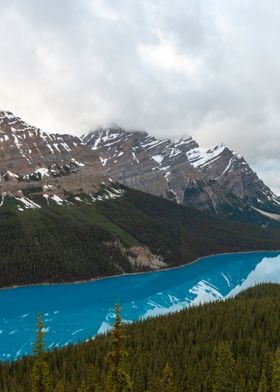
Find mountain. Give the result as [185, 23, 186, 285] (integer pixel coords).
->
[2, 283, 280, 390]
[1, 186, 280, 288]
[1, 110, 280, 228]
[0, 110, 108, 204]
[83, 125, 280, 227]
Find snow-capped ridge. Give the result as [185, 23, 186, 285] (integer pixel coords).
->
[1, 110, 280, 226]
[83, 126, 280, 225]
[187, 144, 227, 169]
[0, 184, 125, 212]
[0, 110, 109, 197]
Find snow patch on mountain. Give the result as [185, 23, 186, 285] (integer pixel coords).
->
[152, 155, 164, 164]
[187, 144, 226, 168]
[252, 207, 280, 222]
[15, 196, 41, 209]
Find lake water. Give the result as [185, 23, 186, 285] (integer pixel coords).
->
[1, 251, 280, 361]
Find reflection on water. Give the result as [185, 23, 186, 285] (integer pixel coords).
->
[227, 254, 280, 297]
[0, 251, 279, 360]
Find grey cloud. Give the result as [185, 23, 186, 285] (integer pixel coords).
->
[0, 0, 279, 192]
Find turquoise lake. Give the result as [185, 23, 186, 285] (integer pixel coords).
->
[1, 251, 280, 361]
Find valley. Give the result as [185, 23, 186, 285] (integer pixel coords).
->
[0, 110, 280, 391]
[2, 2, 280, 390]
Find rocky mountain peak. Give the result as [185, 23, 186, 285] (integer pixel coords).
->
[83, 125, 149, 150]
[0, 111, 109, 201]
[83, 126, 280, 226]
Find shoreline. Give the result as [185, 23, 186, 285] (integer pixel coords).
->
[1, 248, 280, 292]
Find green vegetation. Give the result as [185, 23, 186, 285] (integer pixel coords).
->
[104, 304, 132, 392]
[98, 187, 280, 266]
[212, 342, 235, 392]
[158, 363, 175, 392]
[0, 187, 280, 288]
[272, 347, 280, 391]
[2, 284, 280, 390]
[31, 313, 50, 392]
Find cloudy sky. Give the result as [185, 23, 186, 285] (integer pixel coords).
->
[0, 0, 280, 193]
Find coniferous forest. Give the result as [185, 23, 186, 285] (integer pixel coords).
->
[1, 284, 280, 391]
[0, 187, 280, 288]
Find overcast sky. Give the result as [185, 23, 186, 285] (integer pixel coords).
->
[0, 0, 280, 193]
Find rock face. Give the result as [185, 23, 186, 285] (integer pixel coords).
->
[0, 111, 109, 197]
[1, 110, 279, 227]
[83, 125, 280, 226]
[82, 125, 200, 202]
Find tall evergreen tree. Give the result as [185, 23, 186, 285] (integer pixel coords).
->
[86, 365, 99, 391]
[54, 380, 65, 392]
[31, 313, 50, 392]
[212, 341, 235, 392]
[105, 304, 132, 392]
[272, 347, 280, 392]
[258, 369, 268, 392]
[77, 380, 87, 392]
[159, 362, 176, 392]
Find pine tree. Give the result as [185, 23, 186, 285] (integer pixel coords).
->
[212, 341, 235, 392]
[77, 380, 87, 392]
[105, 304, 132, 392]
[258, 369, 268, 392]
[55, 380, 65, 392]
[31, 313, 50, 392]
[272, 347, 280, 392]
[159, 362, 176, 392]
[86, 365, 98, 391]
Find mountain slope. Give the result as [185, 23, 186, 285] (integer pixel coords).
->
[83, 125, 280, 226]
[1, 186, 280, 288]
[0, 111, 108, 198]
[2, 283, 280, 391]
[1, 111, 279, 228]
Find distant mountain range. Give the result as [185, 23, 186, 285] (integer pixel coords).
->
[0, 110, 280, 227]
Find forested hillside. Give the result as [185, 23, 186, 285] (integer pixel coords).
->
[2, 284, 280, 391]
[1, 187, 280, 288]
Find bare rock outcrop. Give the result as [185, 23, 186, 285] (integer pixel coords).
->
[0, 111, 109, 196]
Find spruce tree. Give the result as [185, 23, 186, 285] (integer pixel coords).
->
[212, 341, 235, 392]
[258, 369, 268, 392]
[159, 362, 176, 392]
[272, 347, 280, 392]
[86, 365, 99, 391]
[55, 380, 65, 392]
[31, 313, 50, 392]
[105, 304, 132, 392]
[77, 380, 87, 392]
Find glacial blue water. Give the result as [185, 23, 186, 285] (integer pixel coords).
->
[1, 251, 280, 361]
